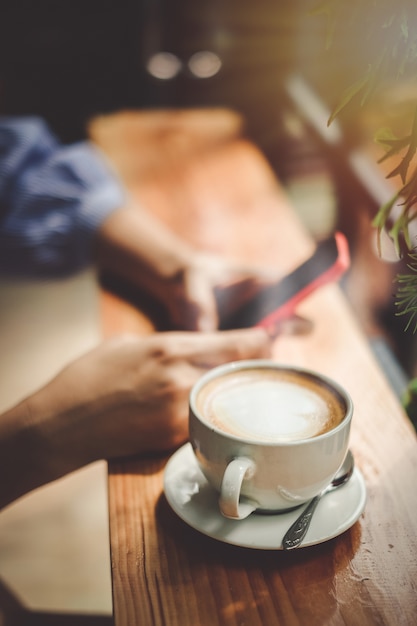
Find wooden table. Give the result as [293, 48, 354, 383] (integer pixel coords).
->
[92, 109, 417, 626]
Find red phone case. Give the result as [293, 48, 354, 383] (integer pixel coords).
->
[257, 232, 350, 329]
[218, 232, 350, 330]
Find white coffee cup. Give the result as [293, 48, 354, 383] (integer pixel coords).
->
[189, 360, 353, 520]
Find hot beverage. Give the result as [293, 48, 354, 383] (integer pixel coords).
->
[195, 367, 345, 442]
[189, 360, 353, 519]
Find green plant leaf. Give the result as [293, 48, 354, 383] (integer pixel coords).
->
[395, 256, 417, 333]
[389, 213, 412, 254]
[309, 0, 341, 50]
[327, 73, 370, 126]
[374, 127, 398, 145]
[372, 191, 401, 256]
[386, 153, 415, 184]
[313, 0, 417, 334]
[376, 136, 412, 164]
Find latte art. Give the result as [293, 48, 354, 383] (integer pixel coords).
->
[197, 368, 345, 442]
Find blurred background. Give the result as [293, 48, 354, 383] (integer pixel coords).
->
[0, 0, 414, 619]
[0, 0, 375, 154]
[1, 0, 412, 357]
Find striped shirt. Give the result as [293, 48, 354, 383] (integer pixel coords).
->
[0, 116, 125, 277]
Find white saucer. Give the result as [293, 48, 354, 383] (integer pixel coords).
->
[163, 443, 366, 550]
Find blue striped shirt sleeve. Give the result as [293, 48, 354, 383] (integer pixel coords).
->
[0, 116, 126, 277]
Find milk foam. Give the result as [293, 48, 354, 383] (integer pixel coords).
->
[199, 369, 344, 442]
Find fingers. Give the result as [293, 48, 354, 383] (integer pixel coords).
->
[179, 253, 280, 332]
[263, 315, 314, 340]
[166, 266, 219, 332]
[197, 252, 280, 282]
[214, 280, 266, 322]
[150, 327, 273, 369]
[183, 267, 219, 332]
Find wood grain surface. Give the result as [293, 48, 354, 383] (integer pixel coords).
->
[95, 110, 417, 626]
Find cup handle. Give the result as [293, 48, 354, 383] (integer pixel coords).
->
[219, 457, 258, 520]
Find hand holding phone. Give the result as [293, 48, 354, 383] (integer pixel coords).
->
[218, 232, 350, 330]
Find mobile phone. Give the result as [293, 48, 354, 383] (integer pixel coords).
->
[218, 231, 350, 330]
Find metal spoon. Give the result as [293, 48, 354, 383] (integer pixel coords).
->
[282, 450, 355, 550]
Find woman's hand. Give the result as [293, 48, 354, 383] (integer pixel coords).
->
[95, 204, 276, 331]
[159, 251, 275, 331]
[0, 328, 271, 509]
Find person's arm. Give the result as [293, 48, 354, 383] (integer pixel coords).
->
[0, 328, 272, 511]
[0, 116, 125, 277]
[0, 117, 306, 334]
[94, 202, 288, 331]
[0, 116, 276, 331]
